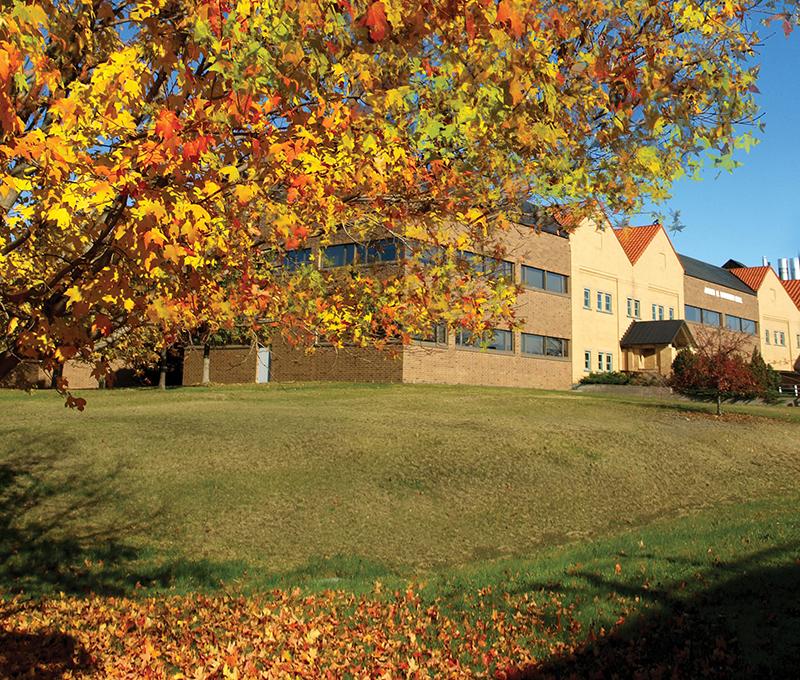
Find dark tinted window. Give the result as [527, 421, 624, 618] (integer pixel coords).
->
[284, 248, 311, 270]
[685, 305, 702, 323]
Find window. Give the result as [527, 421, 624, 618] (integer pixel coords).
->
[685, 305, 702, 323]
[456, 328, 513, 352]
[797, 334, 800, 349]
[584, 288, 591, 309]
[284, 248, 311, 271]
[596, 352, 613, 372]
[726, 315, 757, 335]
[626, 298, 641, 319]
[669, 307, 675, 320]
[765, 329, 771, 345]
[322, 243, 356, 267]
[597, 292, 612, 313]
[412, 323, 447, 344]
[652, 304, 664, 320]
[651, 304, 657, 320]
[634, 300, 641, 318]
[584, 351, 591, 371]
[322, 239, 399, 267]
[521, 265, 567, 293]
[460, 251, 514, 280]
[546, 271, 568, 294]
[521, 333, 568, 358]
[685, 305, 721, 326]
[775, 331, 786, 346]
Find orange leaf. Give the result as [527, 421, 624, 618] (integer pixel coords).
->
[362, 1, 390, 41]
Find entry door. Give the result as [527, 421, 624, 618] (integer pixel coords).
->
[256, 347, 270, 383]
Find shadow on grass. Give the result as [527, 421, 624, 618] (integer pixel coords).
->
[0, 434, 241, 597]
[507, 543, 800, 679]
[0, 626, 93, 679]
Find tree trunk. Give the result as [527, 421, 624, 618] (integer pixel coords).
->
[716, 394, 722, 416]
[202, 344, 211, 385]
[158, 348, 168, 390]
[50, 362, 63, 389]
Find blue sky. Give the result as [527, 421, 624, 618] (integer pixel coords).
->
[640, 29, 800, 268]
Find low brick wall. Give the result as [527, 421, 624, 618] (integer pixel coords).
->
[574, 384, 677, 398]
[269, 337, 403, 383]
[183, 346, 258, 385]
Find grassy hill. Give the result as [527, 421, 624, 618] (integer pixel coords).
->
[1, 383, 798, 595]
[2, 383, 799, 676]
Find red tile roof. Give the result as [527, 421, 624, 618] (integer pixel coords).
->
[782, 279, 800, 310]
[728, 266, 771, 291]
[613, 224, 663, 264]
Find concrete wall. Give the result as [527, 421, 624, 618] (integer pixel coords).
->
[569, 218, 633, 381]
[183, 346, 258, 385]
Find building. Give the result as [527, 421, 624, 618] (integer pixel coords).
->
[724, 266, 800, 372]
[182, 210, 800, 390]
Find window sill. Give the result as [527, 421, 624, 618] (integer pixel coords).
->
[520, 353, 570, 362]
[455, 345, 515, 356]
[522, 286, 570, 298]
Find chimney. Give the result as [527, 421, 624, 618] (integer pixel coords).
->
[778, 257, 790, 281]
[762, 256, 770, 267]
[792, 256, 800, 280]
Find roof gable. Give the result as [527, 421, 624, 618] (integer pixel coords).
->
[782, 279, 800, 311]
[620, 320, 694, 348]
[728, 266, 771, 291]
[677, 254, 756, 295]
[613, 224, 662, 264]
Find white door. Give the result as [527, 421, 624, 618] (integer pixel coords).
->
[256, 347, 270, 383]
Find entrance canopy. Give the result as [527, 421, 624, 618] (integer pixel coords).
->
[620, 320, 694, 349]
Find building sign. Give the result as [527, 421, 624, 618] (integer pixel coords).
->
[704, 286, 742, 304]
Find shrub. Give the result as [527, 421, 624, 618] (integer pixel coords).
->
[580, 371, 632, 385]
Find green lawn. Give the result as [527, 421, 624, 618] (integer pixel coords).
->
[2, 383, 799, 676]
[1, 382, 798, 596]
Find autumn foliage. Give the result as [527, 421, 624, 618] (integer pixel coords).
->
[1, 0, 798, 397]
[670, 328, 774, 413]
[0, 584, 743, 679]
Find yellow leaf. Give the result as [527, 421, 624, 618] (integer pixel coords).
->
[219, 165, 240, 182]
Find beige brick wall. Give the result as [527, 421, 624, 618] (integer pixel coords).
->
[684, 275, 760, 356]
[402, 342, 571, 389]
[183, 346, 258, 385]
[270, 337, 403, 383]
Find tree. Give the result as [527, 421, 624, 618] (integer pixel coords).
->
[1, 0, 797, 401]
[670, 328, 764, 415]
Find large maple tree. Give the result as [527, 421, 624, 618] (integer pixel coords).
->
[0, 0, 796, 394]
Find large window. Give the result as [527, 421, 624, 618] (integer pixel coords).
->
[651, 304, 664, 321]
[322, 239, 399, 267]
[685, 304, 721, 326]
[596, 352, 613, 372]
[522, 265, 568, 293]
[412, 323, 447, 344]
[521, 333, 569, 358]
[459, 251, 514, 280]
[627, 298, 641, 319]
[284, 248, 312, 271]
[456, 328, 513, 352]
[726, 314, 757, 335]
